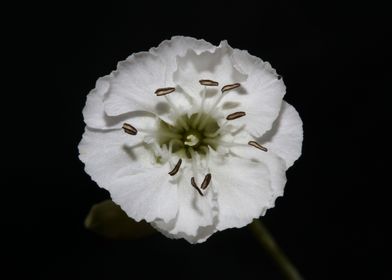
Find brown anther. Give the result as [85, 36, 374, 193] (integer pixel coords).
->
[226, 111, 246, 120]
[248, 141, 268, 152]
[191, 177, 204, 196]
[122, 123, 137, 135]
[168, 159, 182, 176]
[154, 87, 176, 96]
[201, 173, 212, 190]
[199, 79, 219, 86]
[221, 83, 241, 93]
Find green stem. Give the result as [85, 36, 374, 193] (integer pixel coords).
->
[249, 219, 304, 280]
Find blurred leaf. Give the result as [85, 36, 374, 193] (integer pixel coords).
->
[84, 200, 155, 240]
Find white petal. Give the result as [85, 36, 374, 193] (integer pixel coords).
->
[83, 76, 157, 130]
[173, 41, 247, 102]
[257, 101, 303, 168]
[103, 52, 189, 124]
[227, 48, 286, 137]
[152, 219, 217, 244]
[79, 128, 148, 186]
[82, 76, 112, 129]
[229, 145, 287, 201]
[79, 128, 178, 223]
[109, 168, 178, 223]
[150, 36, 215, 83]
[151, 167, 218, 243]
[208, 150, 274, 231]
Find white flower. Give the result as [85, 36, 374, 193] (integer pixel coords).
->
[78, 36, 303, 243]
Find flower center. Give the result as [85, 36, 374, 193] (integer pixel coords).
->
[121, 80, 268, 196]
[157, 112, 220, 159]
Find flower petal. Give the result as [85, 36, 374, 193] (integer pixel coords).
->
[227, 48, 286, 137]
[207, 149, 274, 231]
[103, 52, 164, 115]
[79, 128, 179, 223]
[151, 218, 217, 244]
[257, 101, 303, 168]
[173, 41, 247, 102]
[79, 128, 148, 186]
[103, 52, 190, 124]
[151, 166, 219, 243]
[83, 75, 158, 130]
[150, 36, 215, 83]
[82, 76, 112, 129]
[229, 145, 287, 201]
[109, 168, 179, 223]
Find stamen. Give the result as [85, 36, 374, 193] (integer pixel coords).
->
[168, 158, 182, 176]
[201, 173, 212, 190]
[221, 83, 241, 93]
[168, 138, 183, 154]
[164, 96, 189, 130]
[226, 111, 246, 120]
[191, 177, 204, 196]
[199, 79, 219, 86]
[248, 141, 268, 152]
[193, 87, 207, 127]
[198, 83, 241, 130]
[155, 87, 176, 96]
[122, 123, 137, 135]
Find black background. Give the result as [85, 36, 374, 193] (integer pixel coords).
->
[5, 1, 389, 279]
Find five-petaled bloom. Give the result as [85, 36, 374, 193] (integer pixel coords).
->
[79, 36, 303, 243]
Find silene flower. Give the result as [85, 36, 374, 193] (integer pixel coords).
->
[79, 36, 303, 243]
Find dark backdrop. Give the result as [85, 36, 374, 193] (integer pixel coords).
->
[6, 1, 389, 279]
